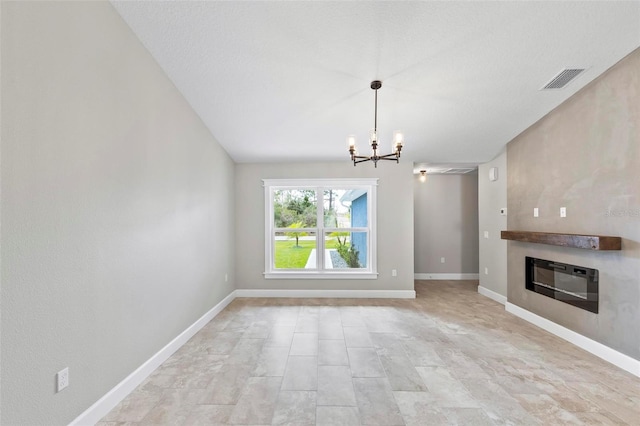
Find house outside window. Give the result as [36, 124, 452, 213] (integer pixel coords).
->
[263, 178, 378, 279]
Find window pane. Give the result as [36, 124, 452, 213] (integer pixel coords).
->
[323, 189, 368, 228]
[274, 232, 317, 269]
[324, 232, 367, 269]
[273, 189, 317, 227]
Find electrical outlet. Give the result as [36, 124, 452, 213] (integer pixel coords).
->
[560, 207, 567, 218]
[391, 269, 397, 277]
[57, 367, 69, 392]
[534, 207, 539, 217]
[440, 257, 445, 264]
[483, 231, 489, 239]
[484, 267, 489, 275]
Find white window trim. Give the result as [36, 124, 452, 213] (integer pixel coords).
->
[263, 178, 378, 279]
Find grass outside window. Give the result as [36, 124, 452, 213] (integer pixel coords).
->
[274, 238, 348, 269]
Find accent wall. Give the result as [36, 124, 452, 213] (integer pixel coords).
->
[506, 48, 640, 361]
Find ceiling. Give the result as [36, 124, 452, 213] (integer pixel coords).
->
[111, 1, 640, 168]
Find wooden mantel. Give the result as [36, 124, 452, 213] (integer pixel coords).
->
[500, 230, 621, 251]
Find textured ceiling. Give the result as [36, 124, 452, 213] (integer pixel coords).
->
[111, 1, 640, 167]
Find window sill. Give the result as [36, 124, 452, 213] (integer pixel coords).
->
[264, 271, 379, 280]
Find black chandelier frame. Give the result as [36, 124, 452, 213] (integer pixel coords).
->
[348, 80, 403, 167]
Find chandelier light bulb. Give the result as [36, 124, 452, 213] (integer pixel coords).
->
[347, 135, 356, 148]
[420, 170, 427, 183]
[393, 131, 404, 147]
[369, 130, 377, 146]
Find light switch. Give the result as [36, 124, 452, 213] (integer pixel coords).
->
[484, 231, 489, 239]
[560, 207, 567, 218]
[534, 208, 539, 217]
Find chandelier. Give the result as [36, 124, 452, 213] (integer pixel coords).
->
[348, 80, 404, 167]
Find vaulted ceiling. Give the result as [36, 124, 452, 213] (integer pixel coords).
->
[111, 1, 640, 168]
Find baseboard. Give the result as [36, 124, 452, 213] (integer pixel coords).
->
[505, 302, 640, 378]
[477, 286, 507, 305]
[235, 289, 416, 299]
[414, 273, 479, 280]
[70, 290, 237, 426]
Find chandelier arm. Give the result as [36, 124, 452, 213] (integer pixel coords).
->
[377, 152, 401, 160]
[376, 156, 400, 162]
[353, 157, 374, 165]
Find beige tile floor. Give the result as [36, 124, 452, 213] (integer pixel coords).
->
[99, 281, 640, 425]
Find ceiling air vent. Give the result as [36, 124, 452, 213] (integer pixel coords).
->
[541, 68, 585, 90]
[426, 168, 476, 175]
[443, 168, 475, 174]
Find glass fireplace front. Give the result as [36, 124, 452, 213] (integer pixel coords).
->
[525, 257, 598, 313]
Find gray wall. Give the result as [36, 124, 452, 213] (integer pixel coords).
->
[1, 2, 235, 424]
[478, 150, 508, 297]
[507, 48, 640, 360]
[235, 162, 415, 292]
[414, 173, 479, 275]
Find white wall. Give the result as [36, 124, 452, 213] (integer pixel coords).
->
[235, 162, 415, 292]
[1, 2, 235, 424]
[414, 173, 479, 277]
[478, 150, 508, 299]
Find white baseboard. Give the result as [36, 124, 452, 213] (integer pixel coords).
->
[235, 289, 416, 299]
[70, 290, 237, 426]
[505, 302, 640, 378]
[414, 273, 479, 280]
[477, 286, 507, 305]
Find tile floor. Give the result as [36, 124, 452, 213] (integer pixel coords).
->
[99, 281, 640, 425]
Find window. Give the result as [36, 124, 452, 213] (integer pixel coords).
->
[264, 178, 378, 279]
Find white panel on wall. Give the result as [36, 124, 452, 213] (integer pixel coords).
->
[489, 167, 499, 181]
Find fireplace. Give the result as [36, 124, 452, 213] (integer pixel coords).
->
[525, 257, 598, 313]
